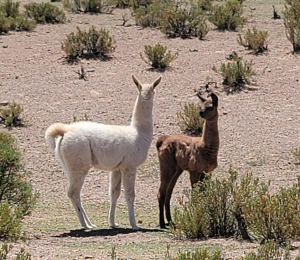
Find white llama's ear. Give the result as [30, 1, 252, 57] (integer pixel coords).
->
[132, 74, 142, 91]
[151, 76, 162, 90]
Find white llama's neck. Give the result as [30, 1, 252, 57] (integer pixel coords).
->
[130, 95, 154, 134]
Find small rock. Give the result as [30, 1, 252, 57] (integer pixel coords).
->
[0, 101, 10, 106]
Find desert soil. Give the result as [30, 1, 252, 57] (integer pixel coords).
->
[1, 0, 300, 259]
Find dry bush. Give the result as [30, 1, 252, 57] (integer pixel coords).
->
[237, 27, 269, 54]
[61, 26, 116, 60]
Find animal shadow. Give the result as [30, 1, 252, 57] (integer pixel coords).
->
[54, 227, 163, 238]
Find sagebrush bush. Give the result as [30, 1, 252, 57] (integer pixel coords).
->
[62, 0, 114, 13]
[0, 132, 38, 217]
[0, 0, 36, 33]
[243, 178, 300, 244]
[159, 1, 209, 39]
[61, 26, 116, 60]
[283, 0, 300, 53]
[177, 102, 204, 136]
[24, 2, 66, 24]
[292, 147, 300, 161]
[237, 27, 269, 54]
[140, 43, 177, 69]
[209, 0, 245, 31]
[0, 102, 25, 127]
[212, 55, 256, 93]
[0, 201, 22, 241]
[0, 243, 32, 259]
[0, 0, 19, 18]
[239, 240, 292, 260]
[134, 0, 165, 28]
[171, 247, 222, 260]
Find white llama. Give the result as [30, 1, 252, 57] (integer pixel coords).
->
[45, 75, 162, 230]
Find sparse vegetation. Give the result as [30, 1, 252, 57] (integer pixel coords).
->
[0, 0, 36, 33]
[159, 1, 209, 39]
[62, 0, 114, 13]
[283, 0, 300, 53]
[61, 26, 116, 60]
[24, 2, 66, 24]
[0, 132, 38, 240]
[212, 55, 256, 93]
[0, 243, 31, 260]
[0, 102, 25, 127]
[209, 0, 245, 31]
[177, 102, 204, 136]
[237, 27, 269, 54]
[134, 0, 210, 39]
[140, 43, 177, 69]
[171, 247, 222, 260]
[239, 240, 292, 260]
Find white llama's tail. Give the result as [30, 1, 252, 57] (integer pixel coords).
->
[45, 123, 69, 152]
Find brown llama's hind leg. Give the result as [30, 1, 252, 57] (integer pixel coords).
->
[157, 163, 181, 229]
[164, 166, 183, 227]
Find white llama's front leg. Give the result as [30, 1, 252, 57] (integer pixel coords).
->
[67, 173, 96, 229]
[108, 170, 122, 228]
[122, 168, 140, 230]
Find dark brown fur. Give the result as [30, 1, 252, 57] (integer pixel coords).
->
[156, 93, 219, 228]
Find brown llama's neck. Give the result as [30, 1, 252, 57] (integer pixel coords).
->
[201, 115, 219, 146]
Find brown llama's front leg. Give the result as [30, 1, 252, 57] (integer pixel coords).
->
[189, 171, 206, 189]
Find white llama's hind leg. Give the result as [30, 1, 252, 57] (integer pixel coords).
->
[108, 170, 122, 228]
[122, 168, 140, 230]
[67, 172, 96, 229]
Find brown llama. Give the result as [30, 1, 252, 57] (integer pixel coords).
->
[156, 92, 219, 228]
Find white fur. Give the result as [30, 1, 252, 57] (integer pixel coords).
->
[45, 75, 161, 230]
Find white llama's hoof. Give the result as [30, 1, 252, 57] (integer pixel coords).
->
[132, 226, 141, 231]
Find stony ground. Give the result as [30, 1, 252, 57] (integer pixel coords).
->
[1, 0, 300, 259]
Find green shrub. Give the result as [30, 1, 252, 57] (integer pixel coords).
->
[140, 43, 177, 69]
[159, 1, 209, 39]
[62, 0, 114, 13]
[134, 0, 165, 28]
[0, 102, 25, 127]
[0, 132, 38, 217]
[237, 27, 269, 54]
[212, 55, 256, 93]
[61, 26, 116, 60]
[0, 15, 12, 33]
[172, 247, 222, 260]
[243, 179, 300, 244]
[24, 2, 66, 24]
[173, 170, 238, 239]
[0, 0, 36, 33]
[9, 15, 36, 31]
[283, 0, 300, 53]
[177, 102, 204, 136]
[0, 0, 19, 18]
[239, 240, 291, 260]
[209, 0, 245, 31]
[0, 201, 22, 241]
[0, 243, 32, 259]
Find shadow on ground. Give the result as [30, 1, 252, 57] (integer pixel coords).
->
[54, 227, 165, 238]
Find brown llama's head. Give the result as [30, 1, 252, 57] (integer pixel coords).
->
[197, 92, 218, 120]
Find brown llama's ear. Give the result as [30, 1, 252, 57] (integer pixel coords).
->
[196, 92, 206, 103]
[132, 75, 142, 91]
[151, 76, 162, 90]
[210, 93, 218, 107]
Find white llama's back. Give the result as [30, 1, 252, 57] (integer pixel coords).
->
[57, 121, 152, 171]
